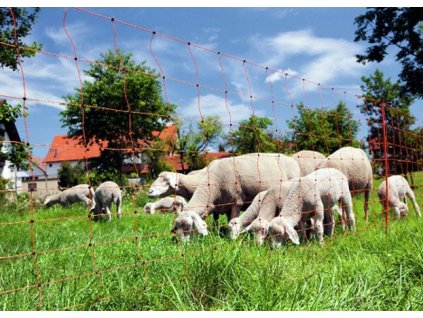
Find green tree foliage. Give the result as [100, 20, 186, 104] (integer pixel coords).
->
[176, 116, 223, 171]
[0, 8, 40, 170]
[61, 49, 176, 181]
[359, 70, 419, 181]
[287, 102, 359, 156]
[229, 115, 276, 154]
[57, 161, 85, 188]
[354, 8, 423, 98]
[0, 8, 42, 71]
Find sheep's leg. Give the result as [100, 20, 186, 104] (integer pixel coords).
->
[333, 203, 345, 232]
[342, 195, 355, 231]
[364, 185, 371, 222]
[230, 205, 241, 221]
[105, 205, 112, 222]
[313, 203, 325, 245]
[407, 190, 421, 217]
[323, 209, 334, 237]
[393, 206, 402, 219]
[116, 199, 122, 219]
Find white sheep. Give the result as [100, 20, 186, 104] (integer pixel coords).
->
[44, 184, 95, 208]
[267, 168, 355, 248]
[147, 171, 206, 200]
[144, 195, 187, 215]
[172, 153, 301, 241]
[291, 150, 326, 176]
[316, 146, 373, 220]
[89, 181, 122, 221]
[226, 190, 268, 240]
[242, 180, 297, 245]
[377, 175, 421, 218]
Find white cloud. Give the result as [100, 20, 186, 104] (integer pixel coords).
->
[265, 68, 299, 83]
[45, 22, 88, 46]
[178, 93, 265, 125]
[253, 29, 368, 93]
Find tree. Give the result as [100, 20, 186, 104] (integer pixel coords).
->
[287, 102, 359, 155]
[57, 161, 85, 188]
[359, 70, 418, 182]
[0, 8, 41, 171]
[176, 115, 223, 171]
[61, 49, 176, 181]
[0, 8, 42, 71]
[228, 115, 276, 154]
[354, 8, 423, 98]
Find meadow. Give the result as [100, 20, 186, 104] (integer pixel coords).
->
[0, 173, 422, 310]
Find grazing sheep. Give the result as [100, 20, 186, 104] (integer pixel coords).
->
[242, 180, 302, 245]
[268, 168, 355, 248]
[316, 146, 373, 220]
[144, 195, 187, 215]
[172, 153, 301, 241]
[44, 184, 94, 208]
[147, 171, 206, 200]
[377, 175, 421, 218]
[90, 181, 122, 221]
[291, 150, 326, 176]
[226, 190, 268, 240]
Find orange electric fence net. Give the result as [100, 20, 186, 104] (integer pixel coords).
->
[0, 7, 422, 310]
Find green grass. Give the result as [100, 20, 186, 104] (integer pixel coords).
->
[1, 174, 423, 310]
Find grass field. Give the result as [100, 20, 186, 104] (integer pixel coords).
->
[1, 173, 422, 310]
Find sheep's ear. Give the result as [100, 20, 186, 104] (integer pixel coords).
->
[190, 212, 208, 236]
[164, 173, 178, 189]
[284, 222, 300, 245]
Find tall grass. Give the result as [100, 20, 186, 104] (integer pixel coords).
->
[0, 174, 422, 310]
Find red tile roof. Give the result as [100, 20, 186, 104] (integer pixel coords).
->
[43, 125, 178, 163]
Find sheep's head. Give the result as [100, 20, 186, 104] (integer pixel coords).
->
[44, 196, 53, 207]
[144, 202, 155, 214]
[227, 217, 242, 240]
[398, 202, 409, 217]
[147, 172, 178, 198]
[244, 219, 270, 245]
[171, 211, 208, 242]
[268, 216, 300, 249]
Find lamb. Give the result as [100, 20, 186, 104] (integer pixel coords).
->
[242, 180, 297, 245]
[316, 146, 373, 220]
[226, 190, 268, 240]
[377, 175, 421, 218]
[144, 195, 187, 215]
[172, 153, 301, 241]
[44, 184, 95, 208]
[147, 171, 206, 200]
[291, 150, 326, 176]
[267, 168, 355, 248]
[89, 181, 122, 221]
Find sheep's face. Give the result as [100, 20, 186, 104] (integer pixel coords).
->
[227, 218, 242, 240]
[249, 219, 270, 246]
[399, 202, 409, 216]
[144, 203, 154, 214]
[172, 211, 208, 242]
[44, 197, 53, 207]
[147, 172, 176, 197]
[268, 220, 285, 249]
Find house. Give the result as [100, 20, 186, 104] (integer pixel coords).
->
[43, 124, 179, 187]
[16, 156, 52, 197]
[0, 99, 22, 193]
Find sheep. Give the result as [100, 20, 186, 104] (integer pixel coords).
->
[44, 184, 95, 208]
[291, 150, 326, 176]
[226, 190, 268, 240]
[316, 146, 373, 221]
[147, 171, 206, 200]
[144, 195, 187, 215]
[377, 175, 421, 218]
[171, 153, 301, 241]
[89, 181, 122, 221]
[242, 180, 297, 245]
[267, 168, 355, 248]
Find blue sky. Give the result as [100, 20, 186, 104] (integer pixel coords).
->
[2, 6, 422, 159]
